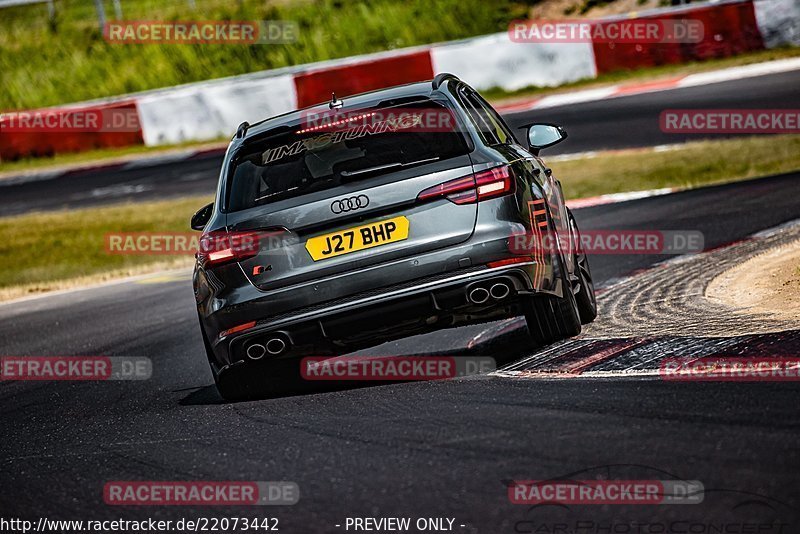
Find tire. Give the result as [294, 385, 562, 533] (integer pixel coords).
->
[567, 209, 598, 324]
[523, 254, 582, 346]
[214, 361, 302, 401]
[198, 318, 269, 401]
[214, 366, 265, 402]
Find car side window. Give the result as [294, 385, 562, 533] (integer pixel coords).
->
[472, 92, 517, 145]
[458, 87, 503, 146]
[458, 87, 518, 146]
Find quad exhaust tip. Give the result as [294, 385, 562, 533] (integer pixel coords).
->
[266, 338, 287, 356]
[468, 281, 512, 304]
[490, 282, 510, 300]
[468, 287, 490, 304]
[246, 337, 288, 360]
[246, 343, 267, 360]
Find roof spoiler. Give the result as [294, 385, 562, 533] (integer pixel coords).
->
[235, 121, 249, 139]
[432, 73, 459, 90]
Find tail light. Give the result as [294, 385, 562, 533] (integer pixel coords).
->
[487, 257, 531, 269]
[219, 321, 256, 339]
[417, 164, 516, 205]
[197, 231, 260, 268]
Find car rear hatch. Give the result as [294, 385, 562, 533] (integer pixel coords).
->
[215, 99, 504, 291]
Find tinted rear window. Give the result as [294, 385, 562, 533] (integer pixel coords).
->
[226, 100, 469, 212]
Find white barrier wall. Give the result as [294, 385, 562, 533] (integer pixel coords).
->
[137, 75, 296, 146]
[430, 34, 597, 91]
[754, 0, 800, 48]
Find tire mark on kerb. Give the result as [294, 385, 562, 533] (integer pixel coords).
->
[492, 219, 800, 378]
[560, 339, 648, 374]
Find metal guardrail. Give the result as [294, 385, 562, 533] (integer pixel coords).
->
[0, 0, 123, 31]
[0, 0, 195, 29]
[0, 0, 52, 8]
[0, 0, 55, 23]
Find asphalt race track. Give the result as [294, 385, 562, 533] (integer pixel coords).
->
[2, 69, 800, 216]
[2, 170, 799, 531]
[502, 69, 800, 152]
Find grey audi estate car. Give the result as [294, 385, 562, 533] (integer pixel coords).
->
[191, 73, 596, 399]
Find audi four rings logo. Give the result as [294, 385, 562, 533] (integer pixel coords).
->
[331, 195, 370, 214]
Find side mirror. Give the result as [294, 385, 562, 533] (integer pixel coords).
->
[526, 123, 567, 153]
[190, 203, 213, 231]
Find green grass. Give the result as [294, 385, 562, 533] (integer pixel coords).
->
[0, 196, 209, 293]
[0, 0, 527, 110]
[554, 135, 800, 199]
[4, 0, 799, 112]
[1, 134, 799, 300]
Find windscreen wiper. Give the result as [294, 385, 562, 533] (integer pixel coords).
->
[340, 157, 440, 180]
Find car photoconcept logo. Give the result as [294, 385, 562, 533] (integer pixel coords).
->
[331, 195, 370, 214]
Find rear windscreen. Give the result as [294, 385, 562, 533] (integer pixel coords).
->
[226, 100, 470, 212]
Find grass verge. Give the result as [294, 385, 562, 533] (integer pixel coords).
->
[4, 1, 798, 112]
[553, 135, 800, 199]
[0, 0, 520, 110]
[0, 196, 209, 301]
[1, 134, 799, 302]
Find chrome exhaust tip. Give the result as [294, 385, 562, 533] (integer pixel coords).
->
[265, 338, 287, 356]
[490, 282, 510, 300]
[469, 287, 490, 304]
[246, 343, 267, 360]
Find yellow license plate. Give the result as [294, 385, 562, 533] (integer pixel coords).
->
[305, 216, 410, 261]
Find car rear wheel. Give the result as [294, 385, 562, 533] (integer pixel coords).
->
[523, 255, 582, 346]
[568, 209, 598, 324]
[213, 361, 303, 401]
[214, 364, 287, 401]
[198, 319, 274, 401]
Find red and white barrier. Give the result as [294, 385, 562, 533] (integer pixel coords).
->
[0, 101, 143, 161]
[430, 35, 597, 91]
[590, 0, 765, 74]
[136, 74, 297, 146]
[753, 0, 800, 48]
[1, 0, 796, 160]
[293, 50, 435, 109]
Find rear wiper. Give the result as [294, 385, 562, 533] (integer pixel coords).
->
[340, 157, 440, 180]
[340, 162, 402, 179]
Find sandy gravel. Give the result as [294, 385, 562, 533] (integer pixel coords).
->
[706, 239, 800, 322]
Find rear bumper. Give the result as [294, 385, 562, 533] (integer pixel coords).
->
[211, 261, 569, 373]
[197, 216, 566, 370]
